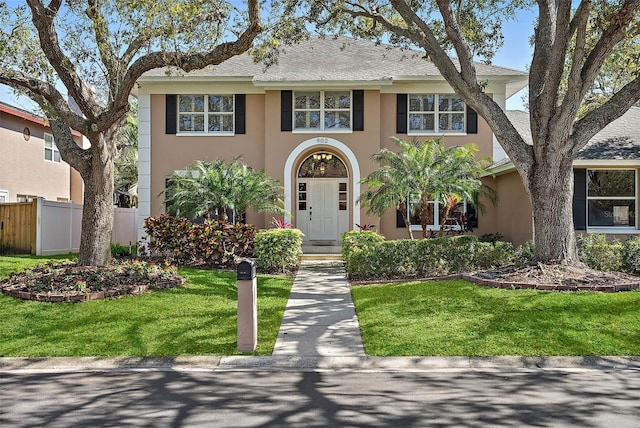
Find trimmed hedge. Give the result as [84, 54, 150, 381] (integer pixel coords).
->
[254, 228, 303, 273]
[579, 233, 640, 273]
[579, 234, 623, 272]
[343, 233, 515, 281]
[143, 214, 255, 267]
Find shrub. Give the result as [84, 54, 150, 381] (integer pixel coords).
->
[478, 232, 504, 244]
[144, 214, 255, 267]
[579, 234, 622, 272]
[622, 237, 640, 273]
[345, 235, 507, 281]
[111, 243, 136, 259]
[254, 228, 303, 273]
[474, 241, 515, 269]
[342, 230, 385, 267]
[514, 240, 535, 266]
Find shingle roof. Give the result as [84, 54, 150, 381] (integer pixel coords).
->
[141, 36, 527, 83]
[577, 106, 640, 160]
[498, 107, 640, 165]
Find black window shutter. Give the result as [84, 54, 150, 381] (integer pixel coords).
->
[353, 90, 364, 131]
[466, 105, 478, 134]
[573, 168, 587, 230]
[166, 94, 177, 134]
[235, 94, 246, 134]
[396, 209, 407, 228]
[396, 94, 408, 134]
[281, 90, 293, 131]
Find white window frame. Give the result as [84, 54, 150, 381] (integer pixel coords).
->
[406, 198, 469, 232]
[293, 90, 352, 133]
[17, 194, 37, 203]
[177, 94, 235, 136]
[408, 94, 466, 135]
[587, 168, 637, 233]
[0, 190, 8, 202]
[44, 133, 61, 163]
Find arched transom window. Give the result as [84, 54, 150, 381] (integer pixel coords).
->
[297, 152, 348, 178]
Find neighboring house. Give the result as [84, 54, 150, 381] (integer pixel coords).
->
[0, 101, 83, 204]
[484, 107, 640, 245]
[136, 36, 529, 243]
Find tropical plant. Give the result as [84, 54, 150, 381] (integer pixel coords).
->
[358, 137, 491, 239]
[114, 105, 138, 208]
[164, 158, 286, 222]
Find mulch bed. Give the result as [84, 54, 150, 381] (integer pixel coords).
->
[350, 263, 640, 292]
[0, 261, 186, 303]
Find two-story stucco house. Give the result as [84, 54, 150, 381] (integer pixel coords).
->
[136, 36, 530, 245]
[0, 101, 83, 204]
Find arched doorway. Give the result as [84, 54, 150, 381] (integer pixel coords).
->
[296, 152, 349, 241]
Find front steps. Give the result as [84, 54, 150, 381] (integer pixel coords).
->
[301, 241, 343, 262]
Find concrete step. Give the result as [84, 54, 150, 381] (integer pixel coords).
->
[301, 245, 342, 255]
[300, 253, 343, 261]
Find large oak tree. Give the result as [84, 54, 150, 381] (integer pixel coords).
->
[0, 0, 261, 266]
[278, 0, 640, 263]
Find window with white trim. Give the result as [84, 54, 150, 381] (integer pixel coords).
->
[44, 133, 61, 162]
[294, 90, 351, 131]
[587, 169, 636, 227]
[405, 197, 473, 231]
[409, 94, 466, 134]
[17, 194, 37, 203]
[178, 95, 234, 133]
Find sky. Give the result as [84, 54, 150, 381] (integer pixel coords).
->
[0, 7, 536, 112]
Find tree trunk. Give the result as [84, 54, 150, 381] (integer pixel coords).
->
[77, 124, 120, 266]
[399, 201, 413, 239]
[527, 162, 580, 263]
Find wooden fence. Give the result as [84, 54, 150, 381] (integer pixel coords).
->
[0, 200, 37, 254]
[0, 198, 137, 255]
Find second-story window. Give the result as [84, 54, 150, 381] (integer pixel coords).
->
[44, 133, 61, 162]
[409, 94, 466, 134]
[178, 95, 234, 134]
[294, 91, 351, 131]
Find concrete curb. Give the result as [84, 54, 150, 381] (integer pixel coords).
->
[2, 355, 639, 373]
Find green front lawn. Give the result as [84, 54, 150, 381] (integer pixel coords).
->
[0, 255, 292, 357]
[352, 280, 640, 356]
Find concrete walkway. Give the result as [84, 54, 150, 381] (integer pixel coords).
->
[272, 261, 365, 357]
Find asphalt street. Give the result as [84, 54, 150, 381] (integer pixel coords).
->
[2, 367, 639, 427]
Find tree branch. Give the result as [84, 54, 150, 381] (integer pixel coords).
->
[86, 0, 119, 95]
[571, 75, 640, 155]
[434, 0, 477, 83]
[0, 67, 88, 133]
[107, 0, 262, 133]
[579, 0, 640, 99]
[49, 118, 92, 178]
[26, 0, 99, 119]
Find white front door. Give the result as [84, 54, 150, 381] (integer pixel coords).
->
[309, 180, 338, 240]
[297, 179, 340, 241]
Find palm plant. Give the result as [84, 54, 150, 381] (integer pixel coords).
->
[358, 137, 492, 239]
[114, 109, 139, 207]
[164, 158, 286, 222]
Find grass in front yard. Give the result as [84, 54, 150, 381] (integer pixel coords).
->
[0, 256, 292, 357]
[352, 280, 640, 356]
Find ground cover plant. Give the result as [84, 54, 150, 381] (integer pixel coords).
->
[0, 255, 292, 357]
[352, 279, 640, 356]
